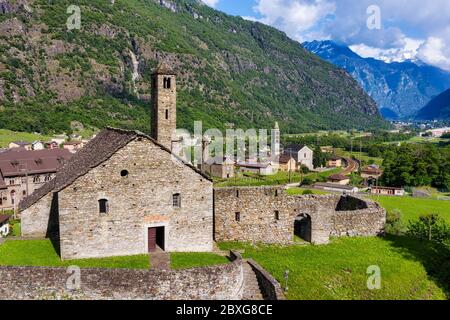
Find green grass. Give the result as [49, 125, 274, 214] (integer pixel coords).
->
[0, 129, 52, 148]
[286, 188, 330, 195]
[0, 240, 150, 269]
[171, 252, 229, 270]
[0, 239, 230, 270]
[369, 195, 450, 224]
[219, 236, 449, 300]
[335, 148, 383, 166]
[214, 169, 342, 187]
[9, 220, 21, 237]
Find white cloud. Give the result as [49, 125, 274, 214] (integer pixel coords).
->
[418, 37, 450, 71]
[246, 0, 450, 70]
[202, 0, 220, 8]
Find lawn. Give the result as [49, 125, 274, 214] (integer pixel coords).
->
[219, 236, 449, 300]
[286, 188, 330, 195]
[368, 195, 450, 224]
[335, 148, 383, 166]
[0, 239, 229, 270]
[171, 252, 229, 269]
[0, 129, 52, 148]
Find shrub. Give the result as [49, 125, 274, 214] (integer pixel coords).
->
[407, 214, 450, 244]
[302, 177, 314, 186]
[302, 189, 314, 195]
[385, 209, 404, 235]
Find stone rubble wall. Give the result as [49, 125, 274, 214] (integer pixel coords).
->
[214, 187, 386, 245]
[0, 260, 244, 300]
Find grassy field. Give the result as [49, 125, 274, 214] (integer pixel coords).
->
[0, 129, 52, 148]
[335, 148, 383, 166]
[171, 252, 229, 269]
[0, 239, 228, 270]
[214, 168, 342, 187]
[219, 236, 449, 300]
[368, 195, 450, 224]
[286, 188, 330, 195]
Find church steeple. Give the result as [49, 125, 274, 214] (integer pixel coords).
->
[151, 62, 177, 150]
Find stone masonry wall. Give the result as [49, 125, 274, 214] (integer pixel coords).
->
[0, 260, 244, 300]
[214, 187, 385, 245]
[21, 192, 54, 238]
[58, 138, 213, 260]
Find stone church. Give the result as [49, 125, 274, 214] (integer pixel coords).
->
[20, 63, 386, 261]
[20, 63, 214, 260]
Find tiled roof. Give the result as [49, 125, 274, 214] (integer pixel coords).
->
[328, 174, 349, 181]
[0, 148, 72, 178]
[153, 62, 176, 75]
[0, 214, 10, 224]
[19, 128, 211, 211]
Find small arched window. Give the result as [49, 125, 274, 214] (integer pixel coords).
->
[99, 199, 109, 214]
[173, 193, 181, 208]
[163, 77, 171, 89]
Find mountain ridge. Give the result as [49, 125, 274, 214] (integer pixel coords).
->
[416, 89, 450, 120]
[0, 0, 388, 134]
[303, 40, 450, 119]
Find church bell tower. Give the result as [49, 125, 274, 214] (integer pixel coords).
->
[151, 62, 177, 150]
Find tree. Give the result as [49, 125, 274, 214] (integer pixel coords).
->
[407, 214, 450, 244]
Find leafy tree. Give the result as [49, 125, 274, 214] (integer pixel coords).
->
[407, 214, 450, 244]
[385, 209, 404, 235]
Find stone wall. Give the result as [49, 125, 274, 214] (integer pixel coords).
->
[0, 259, 243, 300]
[247, 259, 286, 300]
[21, 192, 56, 238]
[58, 139, 214, 260]
[214, 187, 385, 245]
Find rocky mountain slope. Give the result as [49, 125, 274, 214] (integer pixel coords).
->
[416, 89, 450, 120]
[0, 0, 387, 135]
[303, 40, 450, 119]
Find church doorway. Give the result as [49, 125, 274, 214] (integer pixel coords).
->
[294, 213, 312, 242]
[148, 226, 165, 252]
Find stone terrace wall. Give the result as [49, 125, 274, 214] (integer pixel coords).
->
[214, 187, 385, 245]
[0, 261, 244, 300]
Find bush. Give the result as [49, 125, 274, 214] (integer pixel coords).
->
[302, 177, 315, 186]
[385, 209, 404, 235]
[302, 189, 314, 195]
[407, 214, 450, 244]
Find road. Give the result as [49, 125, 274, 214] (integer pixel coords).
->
[342, 157, 359, 175]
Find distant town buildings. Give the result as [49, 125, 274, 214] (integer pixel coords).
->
[422, 127, 450, 138]
[0, 214, 10, 237]
[327, 174, 350, 185]
[0, 148, 72, 211]
[313, 183, 359, 194]
[327, 156, 343, 168]
[283, 144, 314, 171]
[370, 186, 405, 196]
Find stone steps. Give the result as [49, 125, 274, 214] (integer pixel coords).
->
[241, 261, 264, 300]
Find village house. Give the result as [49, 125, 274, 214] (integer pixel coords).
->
[237, 162, 274, 176]
[327, 156, 343, 168]
[45, 141, 59, 150]
[31, 141, 45, 151]
[327, 174, 350, 185]
[283, 144, 314, 171]
[0, 148, 72, 211]
[277, 154, 296, 172]
[8, 141, 32, 150]
[19, 63, 214, 260]
[361, 165, 383, 181]
[63, 141, 84, 152]
[313, 182, 359, 194]
[201, 156, 235, 179]
[370, 186, 405, 196]
[0, 214, 10, 237]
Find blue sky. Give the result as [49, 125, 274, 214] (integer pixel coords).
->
[202, 0, 450, 71]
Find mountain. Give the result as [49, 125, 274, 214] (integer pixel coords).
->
[0, 0, 387, 135]
[416, 89, 450, 120]
[303, 40, 450, 119]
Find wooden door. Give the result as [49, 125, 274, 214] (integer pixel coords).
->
[148, 228, 157, 252]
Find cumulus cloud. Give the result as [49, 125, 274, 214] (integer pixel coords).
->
[202, 0, 220, 7]
[246, 0, 450, 70]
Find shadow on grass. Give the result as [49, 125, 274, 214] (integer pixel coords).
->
[384, 234, 450, 298]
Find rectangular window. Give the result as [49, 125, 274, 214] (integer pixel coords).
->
[173, 193, 181, 208]
[235, 212, 241, 222]
[165, 109, 169, 120]
[99, 199, 109, 214]
[9, 180, 14, 185]
[275, 210, 280, 221]
[236, 190, 239, 198]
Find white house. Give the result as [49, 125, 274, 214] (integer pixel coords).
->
[32, 141, 45, 150]
[284, 144, 314, 170]
[0, 215, 10, 237]
[237, 162, 274, 176]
